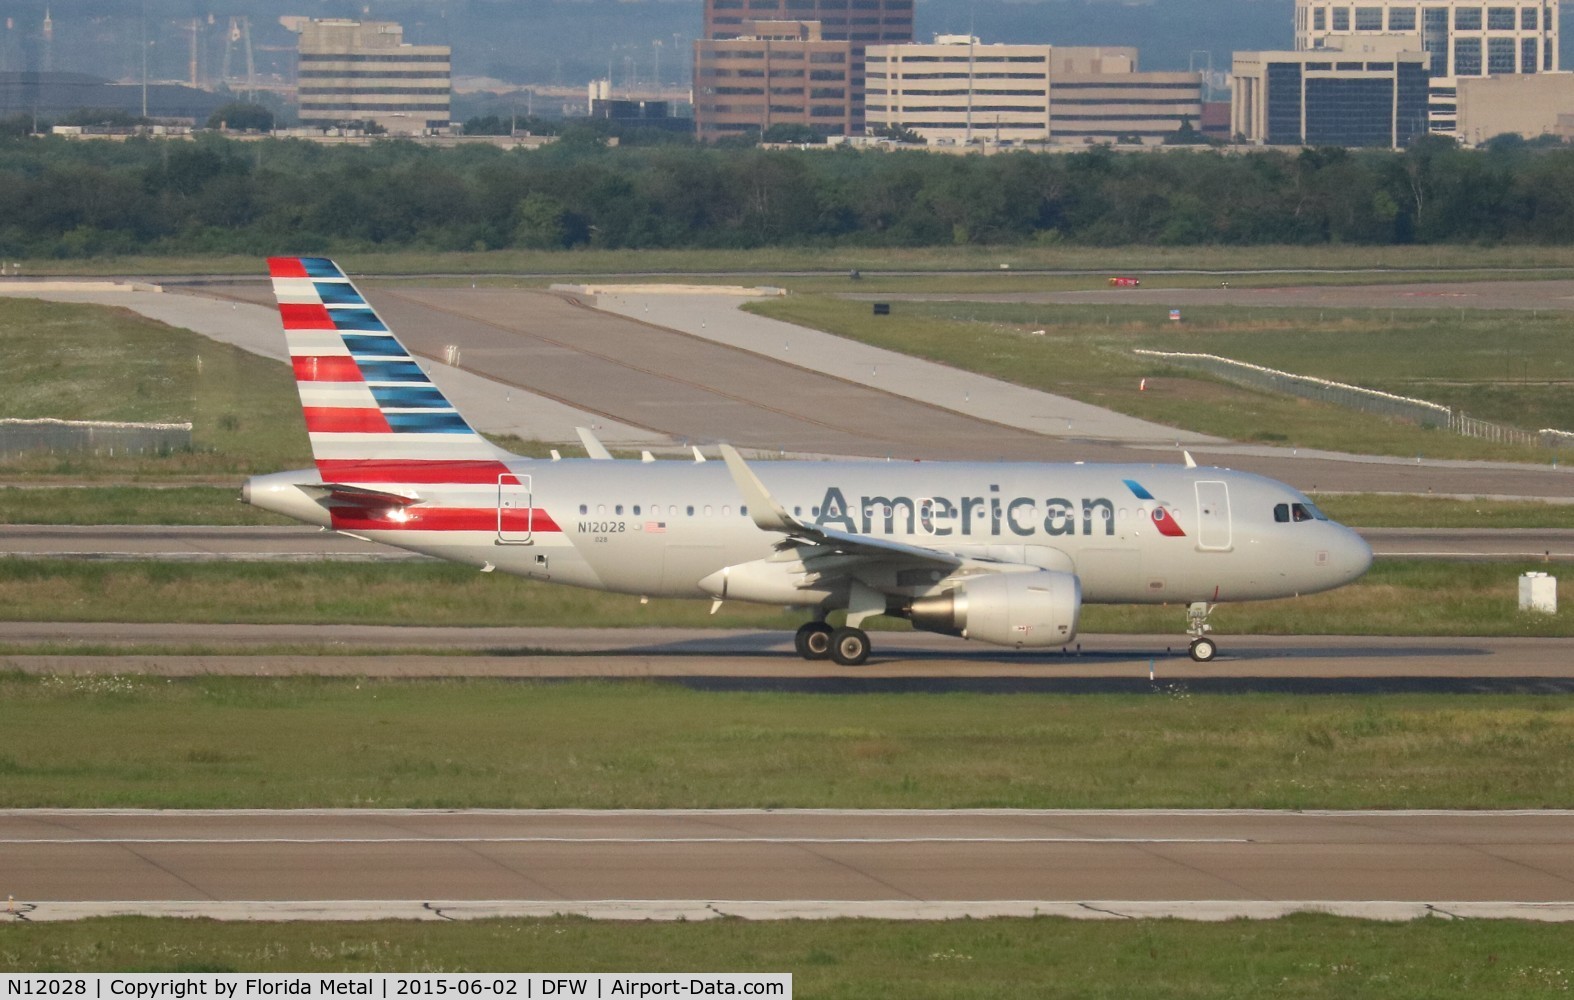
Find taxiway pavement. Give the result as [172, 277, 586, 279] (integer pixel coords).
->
[2, 627, 1571, 693]
[3, 809, 1571, 922]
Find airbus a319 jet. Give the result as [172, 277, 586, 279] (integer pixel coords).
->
[244, 258, 1373, 665]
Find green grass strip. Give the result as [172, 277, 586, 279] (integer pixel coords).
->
[746, 296, 1574, 462]
[0, 559, 1566, 636]
[2, 915, 1573, 997]
[0, 678, 1569, 809]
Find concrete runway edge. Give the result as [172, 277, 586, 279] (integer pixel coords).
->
[8, 899, 1574, 923]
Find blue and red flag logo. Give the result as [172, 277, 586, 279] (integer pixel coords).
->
[1123, 479, 1187, 538]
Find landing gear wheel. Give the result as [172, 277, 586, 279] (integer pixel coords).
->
[829, 626, 870, 667]
[1189, 637, 1218, 663]
[795, 622, 834, 660]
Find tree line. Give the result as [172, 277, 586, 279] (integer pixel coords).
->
[2, 129, 1574, 259]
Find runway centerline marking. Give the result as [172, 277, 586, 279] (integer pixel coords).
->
[2, 836, 1252, 846]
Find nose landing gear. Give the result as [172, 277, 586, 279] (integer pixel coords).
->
[1186, 601, 1218, 662]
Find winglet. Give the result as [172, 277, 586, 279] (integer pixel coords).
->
[692, 446, 707, 463]
[1183, 450, 1198, 469]
[719, 444, 798, 532]
[577, 426, 613, 460]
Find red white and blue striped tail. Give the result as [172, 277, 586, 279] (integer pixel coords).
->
[268, 256, 515, 486]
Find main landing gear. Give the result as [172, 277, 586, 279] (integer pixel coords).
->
[794, 621, 870, 666]
[1186, 601, 1218, 662]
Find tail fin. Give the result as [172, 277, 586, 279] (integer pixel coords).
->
[267, 256, 513, 485]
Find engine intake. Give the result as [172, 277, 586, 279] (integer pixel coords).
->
[907, 570, 1081, 648]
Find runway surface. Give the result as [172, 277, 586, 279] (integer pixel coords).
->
[3, 626, 1571, 693]
[3, 523, 1571, 562]
[3, 809, 1571, 922]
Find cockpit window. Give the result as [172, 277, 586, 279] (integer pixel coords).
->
[1278, 501, 1330, 524]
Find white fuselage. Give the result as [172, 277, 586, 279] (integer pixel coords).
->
[247, 458, 1373, 608]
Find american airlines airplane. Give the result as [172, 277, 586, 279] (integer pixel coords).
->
[243, 257, 1373, 665]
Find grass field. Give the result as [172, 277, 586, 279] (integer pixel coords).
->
[3, 915, 1573, 998]
[19, 243, 1574, 277]
[746, 297, 1574, 461]
[0, 676, 1569, 809]
[0, 559, 1567, 637]
[0, 298, 311, 480]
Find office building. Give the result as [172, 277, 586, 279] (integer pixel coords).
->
[291, 19, 451, 135]
[865, 39, 1201, 146]
[704, 0, 913, 44]
[1232, 39, 1431, 147]
[694, 20, 856, 141]
[1294, 0, 1559, 133]
[1455, 72, 1574, 141]
[695, 0, 913, 139]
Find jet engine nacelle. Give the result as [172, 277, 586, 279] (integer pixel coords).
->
[907, 570, 1081, 648]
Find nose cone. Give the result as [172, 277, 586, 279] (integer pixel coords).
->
[1335, 526, 1374, 584]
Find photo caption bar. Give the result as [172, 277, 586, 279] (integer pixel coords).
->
[1, 975, 791, 1000]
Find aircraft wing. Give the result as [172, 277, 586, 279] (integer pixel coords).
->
[720, 445, 961, 570]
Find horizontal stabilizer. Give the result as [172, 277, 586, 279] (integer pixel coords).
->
[298, 482, 422, 510]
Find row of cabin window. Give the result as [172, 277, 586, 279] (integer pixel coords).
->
[581, 503, 753, 517]
[576, 501, 1329, 526]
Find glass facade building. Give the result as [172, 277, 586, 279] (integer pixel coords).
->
[1293, 0, 1560, 134]
[1236, 44, 1431, 148]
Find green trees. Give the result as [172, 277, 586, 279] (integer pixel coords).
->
[206, 103, 275, 132]
[3, 133, 1574, 258]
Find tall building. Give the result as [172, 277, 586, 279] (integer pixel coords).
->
[704, 0, 913, 44]
[1233, 39, 1431, 148]
[865, 38, 1202, 146]
[694, 21, 855, 141]
[695, 0, 913, 140]
[1294, 0, 1559, 133]
[291, 19, 451, 135]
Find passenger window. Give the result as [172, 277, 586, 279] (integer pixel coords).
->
[741, 506, 749, 516]
[579, 504, 588, 515]
[1274, 503, 1290, 523]
[615, 504, 624, 516]
[686, 505, 695, 516]
[597, 504, 606, 515]
[704, 505, 714, 516]
[632, 505, 641, 516]
[722, 505, 732, 516]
